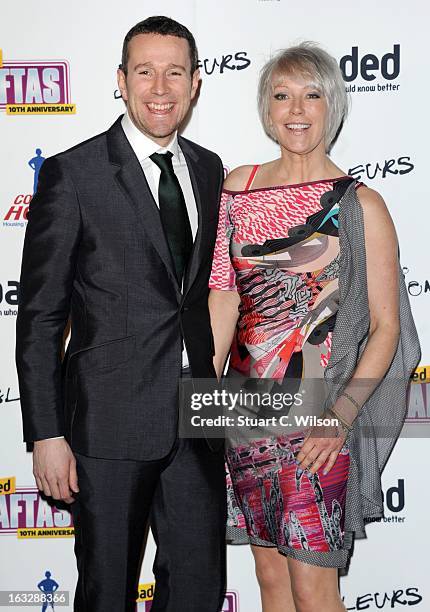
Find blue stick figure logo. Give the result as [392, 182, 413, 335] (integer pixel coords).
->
[37, 570, 59, 611]
[28, 148, 45, 195]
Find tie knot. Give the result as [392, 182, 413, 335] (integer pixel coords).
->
[150, 151, 174, 172]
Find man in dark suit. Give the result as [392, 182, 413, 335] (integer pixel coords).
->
[16, 16, 226, 612]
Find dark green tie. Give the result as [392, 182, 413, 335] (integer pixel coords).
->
[150, 151, 193, 283]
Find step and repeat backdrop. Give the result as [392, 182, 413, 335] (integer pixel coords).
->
[1, 1, 429, 610]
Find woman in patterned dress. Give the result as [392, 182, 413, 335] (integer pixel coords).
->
[209, 43, 400, 612]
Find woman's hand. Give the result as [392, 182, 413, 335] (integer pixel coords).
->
[295, 423, 346, 476]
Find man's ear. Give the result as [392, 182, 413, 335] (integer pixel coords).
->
[190, 68, 201, 99]
[117, 68, 128, 102]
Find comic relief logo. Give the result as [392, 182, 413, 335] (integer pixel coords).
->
[136, 585, 238, 610]
[3, 149, 45, 228]
[0, 49, 75, 114]
[0, 280, 19, 316]
[407, 366, 430, 424]
[0, 477, 74, 538]
[340, 44, 400, 94]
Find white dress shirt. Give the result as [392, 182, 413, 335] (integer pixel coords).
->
[121, 111, 198, 240]
[121, 111, 198, 368]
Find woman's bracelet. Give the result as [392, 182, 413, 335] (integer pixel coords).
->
[340, 391, 361, 413]
[324, 406, 353, 435]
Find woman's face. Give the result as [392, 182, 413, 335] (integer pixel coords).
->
[268, 71, 328, 156]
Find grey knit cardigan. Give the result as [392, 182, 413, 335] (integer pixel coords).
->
[326, 180, 421, 566]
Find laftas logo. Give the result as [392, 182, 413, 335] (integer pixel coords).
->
[0, 477, 74, 538]
[339, 44, 401, 94]
[0, 49, 76, 114]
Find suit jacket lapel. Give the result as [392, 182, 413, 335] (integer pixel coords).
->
[106, 117, 181, 296]
[179, 136, 209, 297]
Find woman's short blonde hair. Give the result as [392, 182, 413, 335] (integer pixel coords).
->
[258, 42, 348, 152]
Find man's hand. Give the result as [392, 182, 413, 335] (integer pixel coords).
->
[33, 438, 79, 504]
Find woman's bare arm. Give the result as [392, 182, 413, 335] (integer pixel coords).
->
[331, 186, 400, 425]
[209, 289, 240, 379]
[298, 186, 401, 474]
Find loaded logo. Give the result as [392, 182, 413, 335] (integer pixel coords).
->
[0, 477, 16, 494]
[136, 583, 154, 611]
[407, 365, 430, 423]
[0, 49, 76, 114]
[0, 478, 74, 538]
[0, 280, 19, 316]
[366, 479, 406, 525]
[339, 45, 401, 94]
[3, 148, 46, 228]
[135, 585, 239, 610]
[383, 479, 405, 514]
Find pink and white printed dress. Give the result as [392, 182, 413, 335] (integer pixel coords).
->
[209, 169, 361, 567]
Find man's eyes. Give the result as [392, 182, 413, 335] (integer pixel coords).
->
[137, 70, 184, 77]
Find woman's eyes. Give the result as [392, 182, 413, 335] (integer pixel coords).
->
[273, 92, 321, 100]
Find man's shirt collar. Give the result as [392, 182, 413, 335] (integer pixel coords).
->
[121, 111, 180, 162]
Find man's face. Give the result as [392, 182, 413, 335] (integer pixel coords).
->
[117, 33, 200, 146]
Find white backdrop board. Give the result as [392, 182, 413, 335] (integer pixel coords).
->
[0, 2, 428, 610]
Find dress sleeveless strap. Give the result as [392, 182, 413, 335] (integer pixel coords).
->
[244, 164, 260, 191]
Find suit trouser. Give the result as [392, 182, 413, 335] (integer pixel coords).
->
[70, 437, 227, 612]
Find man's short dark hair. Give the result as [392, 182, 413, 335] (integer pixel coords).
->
[120, 16, 199, 76]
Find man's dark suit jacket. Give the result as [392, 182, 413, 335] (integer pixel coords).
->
[16, 115, 224, 461]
